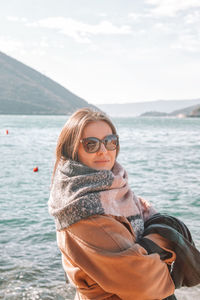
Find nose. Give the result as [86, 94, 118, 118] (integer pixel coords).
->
[98, 142, 107, 153]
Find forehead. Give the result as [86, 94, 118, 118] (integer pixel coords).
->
[82, 121, 113, 139]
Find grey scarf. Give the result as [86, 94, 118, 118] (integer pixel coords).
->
[48, 160, 155, 238]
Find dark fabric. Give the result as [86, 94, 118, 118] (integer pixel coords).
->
[138, 237, 173, 261]
[138, 213, 200, 292]
[162, 295, 177, 300]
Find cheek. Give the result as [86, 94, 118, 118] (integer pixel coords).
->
[78, 147, 93, 167]
[110, 150, 117, 166]
[78, 147, 86, 163]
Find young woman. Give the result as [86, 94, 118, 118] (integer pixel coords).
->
[48, 108, 175, 300]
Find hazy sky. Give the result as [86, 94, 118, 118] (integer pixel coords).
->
[0, 0, 200, 104]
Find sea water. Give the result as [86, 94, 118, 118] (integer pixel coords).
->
[0, 115, 199, 300]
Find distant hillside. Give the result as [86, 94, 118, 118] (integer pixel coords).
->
[98, 99, 200, 117]
[169, 104, 200, 116]
[188, 106, 200, 117]
[140, 111, 168, 117]
[0, 51, 96, 115]
[140, 104, 200, 118]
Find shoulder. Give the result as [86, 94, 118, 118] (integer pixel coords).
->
[57, 214, 136, 253]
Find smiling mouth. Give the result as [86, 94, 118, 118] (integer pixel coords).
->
[94, 160, 110, 163]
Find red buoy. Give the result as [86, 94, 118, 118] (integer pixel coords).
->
[6, 130, 9, 134]
[33, 167, 39, 172]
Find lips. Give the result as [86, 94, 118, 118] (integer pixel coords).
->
[94, 160, 110, 163]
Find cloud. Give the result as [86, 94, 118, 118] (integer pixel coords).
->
[171, 33, 200, 52]
[7, 16, 28, 23]
[128, 13, 144, 21]
[28, 17, 132, 43]
[0, 33, 65, 58]
[153, 22, 173, 33]
[184, 11, 200, 24]
[128, 12, 152, 21]
[7, 16, 19, 22]
[145, 0, 200, 17]
[98, 13, 108, 17]
[0, 36, 24, 52]
[0, 36, 53, 57]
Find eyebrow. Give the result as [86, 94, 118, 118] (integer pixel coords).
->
[82, 133, 113, 139]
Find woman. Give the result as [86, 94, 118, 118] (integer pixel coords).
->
[48, 108, 175, 300]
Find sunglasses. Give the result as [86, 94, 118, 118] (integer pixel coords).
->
[80, 134, 119, 153]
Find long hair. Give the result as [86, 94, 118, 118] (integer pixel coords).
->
[52, 107, 119, 181]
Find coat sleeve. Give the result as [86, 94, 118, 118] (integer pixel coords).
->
[57, 214, 175, 300]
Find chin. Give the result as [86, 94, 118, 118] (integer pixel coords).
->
[93, 162, 114, 171]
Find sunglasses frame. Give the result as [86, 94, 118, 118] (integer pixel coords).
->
[80, 134, 119, 153]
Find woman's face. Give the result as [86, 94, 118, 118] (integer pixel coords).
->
[78, 121, 117, 170]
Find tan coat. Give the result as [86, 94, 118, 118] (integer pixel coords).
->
[57, 214, 175, 300]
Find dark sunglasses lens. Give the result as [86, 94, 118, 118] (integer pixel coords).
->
[104, 135, 118, 150]
[83, 138, 100, 153]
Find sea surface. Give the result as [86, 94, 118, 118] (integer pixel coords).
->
[0, 115, 199, 300]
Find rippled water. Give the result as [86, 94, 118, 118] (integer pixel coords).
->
[0, 115, 199, 299]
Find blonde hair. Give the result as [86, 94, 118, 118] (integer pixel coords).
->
[52, 107, 119, 180]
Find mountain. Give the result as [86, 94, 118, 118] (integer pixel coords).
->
[170, 104, 200, 117]
[140, 104, 200, 118]
[140, 111, 168, 117]
[98, 99, 200, 117]
[188, 106, 200, 117]
[0, 51, 95, 115]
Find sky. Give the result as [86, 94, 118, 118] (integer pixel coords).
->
[0, 0, 200, 105]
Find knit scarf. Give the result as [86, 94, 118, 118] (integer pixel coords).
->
[48, 160, 154, 238]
